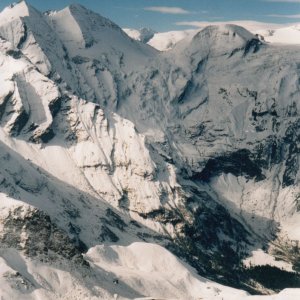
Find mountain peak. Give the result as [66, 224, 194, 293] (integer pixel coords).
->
[0, 0, 38, 19]
[0, 1, 28, 19]
[185, 24, 262, 57]
[46, 3, 156, 67]
[193, 24, 256, 43]
[68, 3, 89, 13]
[65, 3, 120, 31]
[138, 27, 156, 43]
[123, 27, 156, 44]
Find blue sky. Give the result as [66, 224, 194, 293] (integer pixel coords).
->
[0, 0, 300, 31]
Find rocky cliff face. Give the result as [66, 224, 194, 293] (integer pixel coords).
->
[0, 1, 299, 299]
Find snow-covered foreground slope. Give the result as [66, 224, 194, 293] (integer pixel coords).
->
[87, 242, 250, 300]
[0, 239, 299, 299]
[0, 1, 300, 298]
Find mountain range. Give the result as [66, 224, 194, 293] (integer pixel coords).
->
[124, 21, 300, 51]
[0, 1, 299, 299]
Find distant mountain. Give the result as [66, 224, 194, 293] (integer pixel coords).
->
[124, 27, 197, 51]
[256, 24, 300, 44]
[124, 21, 300, 51]
[123, 27, 156, 44]
[0, 2, 300, 299]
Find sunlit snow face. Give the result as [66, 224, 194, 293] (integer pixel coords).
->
[0, 1, 300, 300]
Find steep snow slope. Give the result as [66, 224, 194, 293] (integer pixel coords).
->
[87, 242, 250, 300]
[0, 1, 300, 298]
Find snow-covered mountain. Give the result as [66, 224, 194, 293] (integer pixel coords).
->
[123, 28, 156, 44]
[124, 21, 300, 51]
[256, 24, 300, 44]
[124, 27, 197, 51]
[0, 1, 300, 299]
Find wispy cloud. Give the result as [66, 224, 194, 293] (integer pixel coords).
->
[144, 6, 190, 15]
[175, 20, 284, 31]
[176, 21, 204, 27]
[175, 20, 223, 27]
[268, 13, 300, 18]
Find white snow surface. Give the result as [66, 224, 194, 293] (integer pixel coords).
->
[0, 239, 299, 299]
[87, 242, 250, 300]
[125, 21, 300, 51]
[123, 28, 156, 44]
[256, 24, 300, 44]
[243, 249, 294, 272]
[87, 242, 300, 300]
[0, 1, 299, 299]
